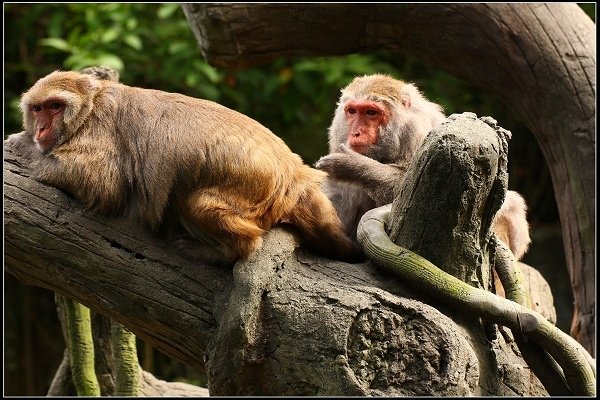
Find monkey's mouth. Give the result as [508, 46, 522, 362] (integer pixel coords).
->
[35, 136, 57, 151]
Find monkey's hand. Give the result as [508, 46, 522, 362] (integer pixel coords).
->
[315, 143, 369, 178]
[316, 144, 405, 205]
[316, 154, 351, 180]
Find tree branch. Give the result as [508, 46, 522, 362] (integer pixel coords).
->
[4, 138, 227, 368]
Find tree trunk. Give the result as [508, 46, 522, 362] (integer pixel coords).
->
[4, 113, 553, 395]
[181, 2, 595, 356]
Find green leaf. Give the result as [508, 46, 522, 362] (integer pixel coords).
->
[167, 41, 189, 55]
[48, 13, 65, 39]
[157, 4, 179, 19]
[101, 28, 119, 44]
[123, 34, 142, 50]
[126, 17, 138, 30]
[93, 54, 124, 71]
[184, 73, 199, 87]
[196, 62, 221, 84]
[64, 53, 90, 69]
[197, 85, 220, 102]
[66, 52, 124, 72]
[39, 38, 71, 52]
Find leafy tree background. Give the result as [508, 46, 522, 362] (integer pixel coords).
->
[3, 3, 594, 395]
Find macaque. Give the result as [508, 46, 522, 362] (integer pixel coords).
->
[316, 74, 530, 260]
[11, 70, 361, 265]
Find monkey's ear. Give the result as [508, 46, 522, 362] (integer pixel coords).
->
[400, 93, 412, 109]
[402, 82, 429, 110]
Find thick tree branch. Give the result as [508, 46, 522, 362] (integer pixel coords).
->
[4, 139, 227, 368]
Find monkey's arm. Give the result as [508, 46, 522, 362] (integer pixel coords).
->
[316, 145, 407, 206]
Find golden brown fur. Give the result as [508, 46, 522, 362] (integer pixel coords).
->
[16, 70, 359, 265]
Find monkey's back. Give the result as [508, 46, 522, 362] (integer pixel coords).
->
[111, 83, 325, 227]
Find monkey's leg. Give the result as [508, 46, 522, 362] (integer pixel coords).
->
[178, 190, 266, 264]
[287, 186, 363, 262]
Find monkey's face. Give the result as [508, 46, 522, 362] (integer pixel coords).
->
[26, 99, 66, 152]
[21, 70, 103, 153]
[342, 99, 389, 155]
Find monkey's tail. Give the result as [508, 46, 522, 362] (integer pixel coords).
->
[288, 182, 364, 263]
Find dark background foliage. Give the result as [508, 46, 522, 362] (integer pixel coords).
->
[3, 3, 594, 395]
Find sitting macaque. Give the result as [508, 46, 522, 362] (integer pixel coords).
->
[316, 74, 531, 260]
[9, 70, 361, 265]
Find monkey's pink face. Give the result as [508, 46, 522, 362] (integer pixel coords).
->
[30, 99, 65, 151]
[344, 100, 388, 154]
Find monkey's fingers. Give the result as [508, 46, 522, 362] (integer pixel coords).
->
[314, 155, 335, 172]
[338, 143, 357, 154]
[317, 153, 350, 168]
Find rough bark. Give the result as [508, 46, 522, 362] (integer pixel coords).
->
[388, 113, 509, 286]
[181, 2, 595, 356]
[5, 116, 552, 395]
[47, 350, 72, 396]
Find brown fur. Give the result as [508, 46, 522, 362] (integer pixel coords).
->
[17, 70, 360, 265]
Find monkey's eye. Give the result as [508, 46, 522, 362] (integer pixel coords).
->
[31, 105, 42, 112]
[48, 102, 63, 110]
[365, 109, 379, 116]
[346, 108, 356, 115]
